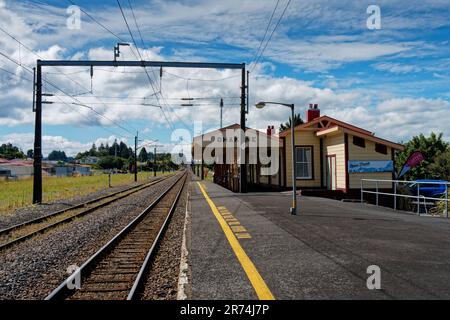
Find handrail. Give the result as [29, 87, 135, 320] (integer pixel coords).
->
[360, 179, 449, 218]
[361, 179, 450, 185]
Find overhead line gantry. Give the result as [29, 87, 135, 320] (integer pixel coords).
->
[33, 58, 247, 204]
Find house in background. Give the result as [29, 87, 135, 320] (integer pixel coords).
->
[0, 158, 34, 179]
[47, 164, 92, 177]
[77, 156, 100, 165]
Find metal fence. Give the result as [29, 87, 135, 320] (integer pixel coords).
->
[360, 179, 449, 218]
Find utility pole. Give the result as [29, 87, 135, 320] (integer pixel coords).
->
[239, 66, 247, 193]
[220, 98, 223, 128]
[154, 146, 157, 177]
[201, 133, 204, 180]
[33, 63, 42, 204]
[134, 132, 138, 182]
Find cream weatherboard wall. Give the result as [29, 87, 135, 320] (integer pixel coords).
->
[323, 133, 346, 189]
[284, 130, 321, 188]
[347, 134, 393, 189]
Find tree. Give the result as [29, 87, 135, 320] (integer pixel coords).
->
[97, 156, 124, 169]
[0, 143, 26, 160]
[26, 149, 34, 158]
[427, 148, 450, 180]
[119, 141, 130, 158]
[98, 143, 108, 157]
[89, 143, 97, 156]
[138, 147, 148, 162]
[279, 113, 304, 132]
[395, 132, 449, 180]
[109, 139, 119, 156]
[48, 150, 68, 162]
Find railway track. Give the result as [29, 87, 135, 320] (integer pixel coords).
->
[45, 172, 187, 300]
[0, 174, 174, 251]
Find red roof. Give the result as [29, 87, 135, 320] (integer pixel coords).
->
[0, 158, 33, 167]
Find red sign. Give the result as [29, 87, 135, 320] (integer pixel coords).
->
[398, 151, 425, 178]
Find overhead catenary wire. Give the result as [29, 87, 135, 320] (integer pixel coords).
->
[250, 0, 292, 73]
[0, 25, 139, 134]
[0, 66, 33, 82]
[0, 50, 136, 137]
[125, 0, 182, 130]
[249, 0, 280, 73]
[116, 0, 175, 131]
[50, 94, 240, 101]
[164, 70, 240, 82]
[0, 59, 128, 139]
[65, 0, 127, 43]
[124, 0, 196, 131]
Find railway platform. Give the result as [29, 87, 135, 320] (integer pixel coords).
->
[188, 179, 450, 300]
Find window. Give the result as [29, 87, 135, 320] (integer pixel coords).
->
[375, 143, 388, 155]
[295, 147, 313, 179]
[353, 136, 365, 148]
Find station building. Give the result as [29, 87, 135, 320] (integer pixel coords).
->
[192, 104, 404, 199]
[192, 124, 283, 192]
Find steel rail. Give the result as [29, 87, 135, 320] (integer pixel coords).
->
[45, 171, 187, 300]
[0, 174, 174, 251]
[127, 173, 186, 300]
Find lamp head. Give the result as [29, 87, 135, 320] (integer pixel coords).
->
[255, 102, 266, 109]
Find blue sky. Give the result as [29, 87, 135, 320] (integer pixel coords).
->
[0, 0, 449, 156]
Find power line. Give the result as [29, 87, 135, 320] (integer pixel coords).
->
[164, 70, 240, 82]
[116, 0, 158, 95]
[0, 25, 139, 134]
[0, 56, 128, 139]
[116, 0, 175, 131]
[126, 0, 180, 131]
[65, 0, 127, 42]
[0, 49, 136, 137]
[250, 0, 281, 73]
[0, 66, 33, 82]
[52, 97, 129, 139]
[51, 94, 240, 100]
[250, 0, 292, 73]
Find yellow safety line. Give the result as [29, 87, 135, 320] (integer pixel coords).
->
[197, 182, 275, 300]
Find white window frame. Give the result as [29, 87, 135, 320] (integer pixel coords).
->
[295, 146, 313, 180]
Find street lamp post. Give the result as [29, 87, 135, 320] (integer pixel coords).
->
[255, 101, 297, 215]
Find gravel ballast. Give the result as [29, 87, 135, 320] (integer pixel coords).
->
[139, 173, 191, 300]
[0, 173, 182, 300]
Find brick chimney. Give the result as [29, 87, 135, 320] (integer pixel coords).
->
[266, 125, 274, 136]
[307, 103, 320, 122]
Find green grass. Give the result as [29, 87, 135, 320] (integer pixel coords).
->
[0, 171, 170, 216]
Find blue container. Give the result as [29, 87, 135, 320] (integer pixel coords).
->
[409, 180, 448, 198]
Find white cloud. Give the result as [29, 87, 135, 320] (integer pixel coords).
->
[373, 62, 422, 74]
[0, 0, 449, 151]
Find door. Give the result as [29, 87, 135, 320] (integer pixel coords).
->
[326, 155, 337, 190]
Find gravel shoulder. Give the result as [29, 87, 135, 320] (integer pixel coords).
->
[0, 173, 181, 300]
